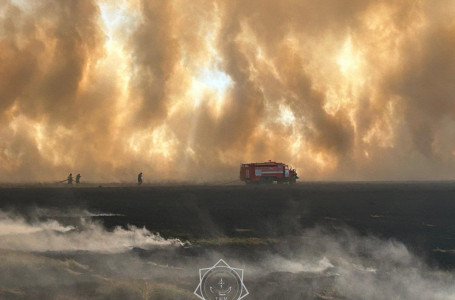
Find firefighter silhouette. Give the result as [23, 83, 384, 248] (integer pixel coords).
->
[138, 172, 143, 185]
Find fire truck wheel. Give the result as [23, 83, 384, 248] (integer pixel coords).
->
[260, 177, 273, 184]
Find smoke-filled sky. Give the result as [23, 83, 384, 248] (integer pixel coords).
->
[0, 0, 454, 182]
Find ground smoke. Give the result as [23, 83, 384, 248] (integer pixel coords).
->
[0, 210, 454, 299]
[0, 211, 181, 252]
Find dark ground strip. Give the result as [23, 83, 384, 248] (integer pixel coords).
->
[1, 182, 455, 268]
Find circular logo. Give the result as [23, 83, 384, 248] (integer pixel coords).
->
[201, 266, 242, 300]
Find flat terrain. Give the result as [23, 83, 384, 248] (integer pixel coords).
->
[1, 182, 455, 266]
[1, 182, 455, 299]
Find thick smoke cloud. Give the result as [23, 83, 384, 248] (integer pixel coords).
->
[0, 0, 454, 182]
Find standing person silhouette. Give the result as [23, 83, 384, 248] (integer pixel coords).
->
[67, 173, 73, 185]
[138, 172, 143, 185]
[75, 174, 81, 184]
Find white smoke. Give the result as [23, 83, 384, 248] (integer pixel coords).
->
[244, 227, 455, 300]
[0, 211, 181, 252]
[0, 209, 455, 299]
[0, 214, 74, 236]
[261, 255, 334, 273]
[32, 207, 124, 217]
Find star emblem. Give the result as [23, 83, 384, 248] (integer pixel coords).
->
[194, 259, 249, 300]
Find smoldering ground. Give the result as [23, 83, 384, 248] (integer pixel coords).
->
[1, 0, 455, 182]
[0, 207, 455, 300]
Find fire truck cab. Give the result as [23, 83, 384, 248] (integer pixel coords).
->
[239, 161, 298, 184]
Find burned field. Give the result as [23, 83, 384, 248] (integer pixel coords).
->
[2, 182, 455, 261]
[0, 183, 455, 299]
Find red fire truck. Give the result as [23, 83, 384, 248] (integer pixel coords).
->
[239, 161, 299, 184]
